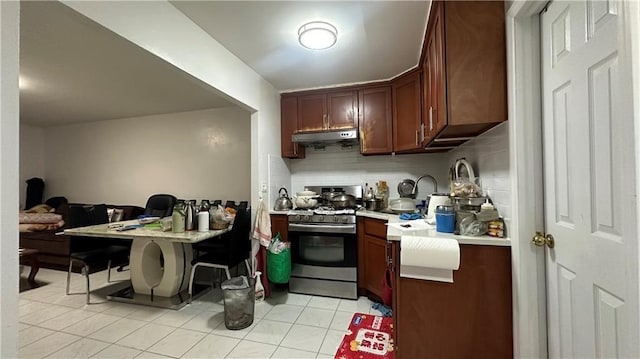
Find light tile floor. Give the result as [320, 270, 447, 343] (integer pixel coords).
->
[18, 267, 383, 359]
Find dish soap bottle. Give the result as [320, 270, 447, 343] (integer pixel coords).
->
[254, 271, 265, 303]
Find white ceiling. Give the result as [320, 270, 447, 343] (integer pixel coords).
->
[172, 1, 430, 92]
[19, 1, 430, 127]
[19, 1, 234, 127]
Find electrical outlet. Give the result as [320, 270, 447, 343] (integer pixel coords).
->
[261, 182, 268, 192]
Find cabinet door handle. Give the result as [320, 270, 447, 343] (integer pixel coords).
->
[385, 241, 389, 266]
[429, 107, 434, 131]
[415, 130, 419, 145]
[420, 123, 425, 143]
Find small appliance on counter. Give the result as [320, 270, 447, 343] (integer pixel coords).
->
[273, 187, 293, 211]
[424, 193, 451, 224]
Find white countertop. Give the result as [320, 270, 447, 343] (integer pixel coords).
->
[356, 209, 401, 221]
[272, 208, 510, 246]
[64, 219, 231, 244]
[358, 210, 511, 247]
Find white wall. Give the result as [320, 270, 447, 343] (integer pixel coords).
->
[268, 155, 291, 208]
[290, 146, 449, 200]
[0, 1, 20, 357]
[448, 122, 511, 220]
[43, 107, 251, 206]
[62, 1, 282, 211]
[19, 124, 45, 209]
[255, 80, 285, 208]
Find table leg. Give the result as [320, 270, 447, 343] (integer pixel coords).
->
[27, 255, 40, 285]
[130, 239, 193, 297]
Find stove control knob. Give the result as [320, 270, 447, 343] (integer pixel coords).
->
[341, 215, 348, 222]
[292, 215, 300, 222]
[302, 215, 310, 222]
[318, 215, 324, 222]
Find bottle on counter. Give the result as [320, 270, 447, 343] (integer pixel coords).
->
[377, 181, 389, 209]
[197, 209, 209, 232]
[185, 200, 196, 231]
[172, 200, 186, 233]
[200, 199, 211, 212]
[198, 200, 211, 232]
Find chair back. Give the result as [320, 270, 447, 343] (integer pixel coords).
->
[225, 207, 252, 264]
[223, 200, 248, 211]
[144, 194, 177, 217]
[68, 204, 127, 252]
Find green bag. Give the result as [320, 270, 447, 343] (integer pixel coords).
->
[267, 233, 291, 284]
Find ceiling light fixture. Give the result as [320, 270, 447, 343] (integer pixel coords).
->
[298, 21, 338, 50]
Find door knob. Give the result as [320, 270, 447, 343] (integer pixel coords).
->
[532, 231, 555, 248]
[545, 234, 555, 248]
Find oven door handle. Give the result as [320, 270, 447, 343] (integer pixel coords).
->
[289, 223, 356, 234]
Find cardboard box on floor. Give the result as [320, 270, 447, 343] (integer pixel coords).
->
[335, 313, 394, 359]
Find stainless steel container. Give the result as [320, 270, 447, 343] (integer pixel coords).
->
[364, 198, 383, 211]
[185, 200, 196, 231]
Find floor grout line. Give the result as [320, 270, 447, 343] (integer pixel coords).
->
[19, 269, 375, 359]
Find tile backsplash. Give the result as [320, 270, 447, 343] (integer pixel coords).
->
[268, 154, 292, 207]
[276, 121, 511, 222]
[448, 122, 511, 220]
[289, 146, 450, 200]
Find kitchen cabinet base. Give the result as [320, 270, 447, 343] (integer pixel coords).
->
[393, 243, 513, 359]
[289, 277, 357, 300]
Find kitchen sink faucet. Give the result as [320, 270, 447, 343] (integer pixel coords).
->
[411, 174, 438, 198]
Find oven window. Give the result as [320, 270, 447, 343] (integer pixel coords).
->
[300, 236, 345, 263]
[291, 233, 357, 267]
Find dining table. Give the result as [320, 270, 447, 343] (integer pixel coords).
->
[64, 219, 230, 309]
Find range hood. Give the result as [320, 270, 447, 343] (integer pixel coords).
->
[292, 129, 359, 147]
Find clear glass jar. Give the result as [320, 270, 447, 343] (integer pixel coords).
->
[172, 201, 186, 233]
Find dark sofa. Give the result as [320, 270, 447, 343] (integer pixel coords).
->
[19, 202, 144, 270]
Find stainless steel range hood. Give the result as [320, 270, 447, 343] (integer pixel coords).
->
[292, 129, 358, 147]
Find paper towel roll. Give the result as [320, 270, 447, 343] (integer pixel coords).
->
[400, 236, 460, 282]
[400, 236, 460, 270]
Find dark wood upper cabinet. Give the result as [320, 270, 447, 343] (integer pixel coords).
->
[392, 70, 422, 152]
[297, 90, 357, 132]
[281, 96, 305, 159]
[327, 90, 358, 130]
[280, 1, 507, 156]
[422, 0, 507, 146]
[359, 86, 392, 155]
[297, 93, 326, 132]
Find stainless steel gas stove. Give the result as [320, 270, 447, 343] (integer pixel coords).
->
[287, 185, 362, 299]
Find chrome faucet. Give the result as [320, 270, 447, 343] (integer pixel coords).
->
[411, 174, 438, 198]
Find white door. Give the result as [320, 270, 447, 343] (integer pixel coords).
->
[541, 0, 639, 357]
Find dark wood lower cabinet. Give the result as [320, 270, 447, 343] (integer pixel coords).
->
[390, 241, 513, 359]
[270, 214, 288, 242]
[357, 217, 388, 301]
